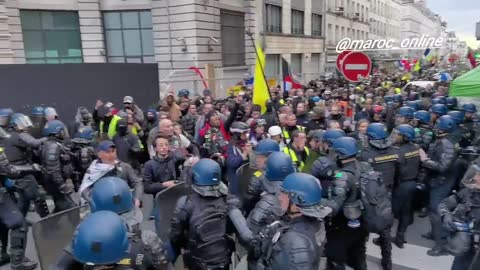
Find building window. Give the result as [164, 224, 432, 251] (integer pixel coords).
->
[312, 14, 322, 36]
[266, 4, 282, 33]
[265, 54, 280, 77]
[291, 53, 302, 76]
[311, 53, 320, 74]
[103, 11, 154, 63]
[221, 10, 245, 67]
[291, 9, 304, 35]
[20, 10, 82, 64]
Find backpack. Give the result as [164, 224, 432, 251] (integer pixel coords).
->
[186, 194, 231, 266]
[346, 161, 394, 233]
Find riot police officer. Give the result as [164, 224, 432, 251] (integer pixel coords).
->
[54, 211, 172, 270]
[170, 158, 233, 270]
[446, 97, 459, 111]
[462, 103, 477, 147]
[69, 127, 96, 191]
[392, 124, 421, 248]
[245, 138, 280, 212]
[246, 152, 295, 269]
[438, 164, 480, 270]
[420, 115, 459, 256]
[430, 104, 448, 125]
[0, 146, 38, 270]
[88, 176, 143, 232]
[359, 122, 398, 270]
[394, 106, 415, 126]
[412, 110, 434, 152]
[4, 113, 49, 217]
[29, 106, 45, 139]
[0, 108, 13, 146]
[41, 120, 77, 212]
[255, 172, 326, 270]
[325, 137, 369, 270]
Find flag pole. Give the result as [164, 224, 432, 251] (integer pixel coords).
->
[246, 31, 294, 161]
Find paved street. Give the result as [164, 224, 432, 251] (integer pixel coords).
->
[1, 196, 454, 270]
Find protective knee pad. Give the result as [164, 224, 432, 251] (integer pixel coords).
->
[10, 223, 27, 251]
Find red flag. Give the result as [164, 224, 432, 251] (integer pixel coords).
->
[467, 48, 477, 68]
[189, 66, 209, 89]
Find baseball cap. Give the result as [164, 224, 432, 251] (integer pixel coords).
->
[96, 140, 116, 152]
[123, 96, 134, 104]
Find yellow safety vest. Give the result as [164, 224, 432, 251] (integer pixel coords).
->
[107, 115, 121, 140]
[282, 126, 306, 141]
[283, 146, 310, 171]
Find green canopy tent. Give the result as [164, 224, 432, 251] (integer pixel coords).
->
[450, 66, 480, 97]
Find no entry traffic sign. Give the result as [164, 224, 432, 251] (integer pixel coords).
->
[340, 52, 371, 82]
[336, 50, 351, 71]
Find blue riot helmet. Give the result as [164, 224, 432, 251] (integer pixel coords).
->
[430, 104, 448, 117]
[281, 173, 324, 218]
[10, 113, 33, 131]
[405, 101, 419, 111]
[383, 95, 394, 104]
[395, 124, 416, 142]
[308, 129, 325, 141]
[331, 136, 358, 159]
[30, 106, 45, 117]
[366, 123, 388, 140]
[72, 211, 129, 265]
[191, 158, 227, 197]
[447, 111, 465, 125]
[366, 123, 389, 148]
[263, 152, 295, 193]
[414, 110, 431, 125]
[90, 177, 133, 214]
[323, 129, 345, 146]
[43, 119, 65, 137]
[463, 104, 477, 121]
[392, 94, 403, 105]
[432, 97, 446, 105]
[435, 115, 456, 134]
[397, 106, 415, 119]
[446, 97, 458, 109]
[255, 138, 280, 155]
[75, 126, 95, 140]
[0, 108, 13, 127]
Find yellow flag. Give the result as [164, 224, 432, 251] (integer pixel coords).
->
[253, 45, 269, 114]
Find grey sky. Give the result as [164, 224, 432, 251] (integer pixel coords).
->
[426, 0, 480, 43]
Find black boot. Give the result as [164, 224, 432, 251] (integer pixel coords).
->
[418, 207, 428, 218]
[0, 252, 10, 266]
[426, 245, 449, 257]
[393, 233, 406, 249]
[381, 259, 392, 270]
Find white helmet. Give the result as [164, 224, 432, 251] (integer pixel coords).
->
[268, 125, 282, 137]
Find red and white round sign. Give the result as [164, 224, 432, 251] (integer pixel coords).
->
[336, 50, 351, 71]
[341, 52, 372, 82]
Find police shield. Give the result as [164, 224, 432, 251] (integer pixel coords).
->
[236, 162, 255, 204]
[155, 182, 192, 240]
[32, 205, 87, 270]
[30, 116, 45, 139]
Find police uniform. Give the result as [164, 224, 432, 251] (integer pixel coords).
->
[54, 230, 172, 270]
[393, 141, 421, 246]
[359, 144, 399, 270]
[414, 126, 434, 152]
[41, 137, 77, 212]
[244, 170, 265, 214]
[0, 147, 37, 270]
[438, 187, 480, 270]
[324, 161, 370, 270]
[422, 134, 458, 254]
